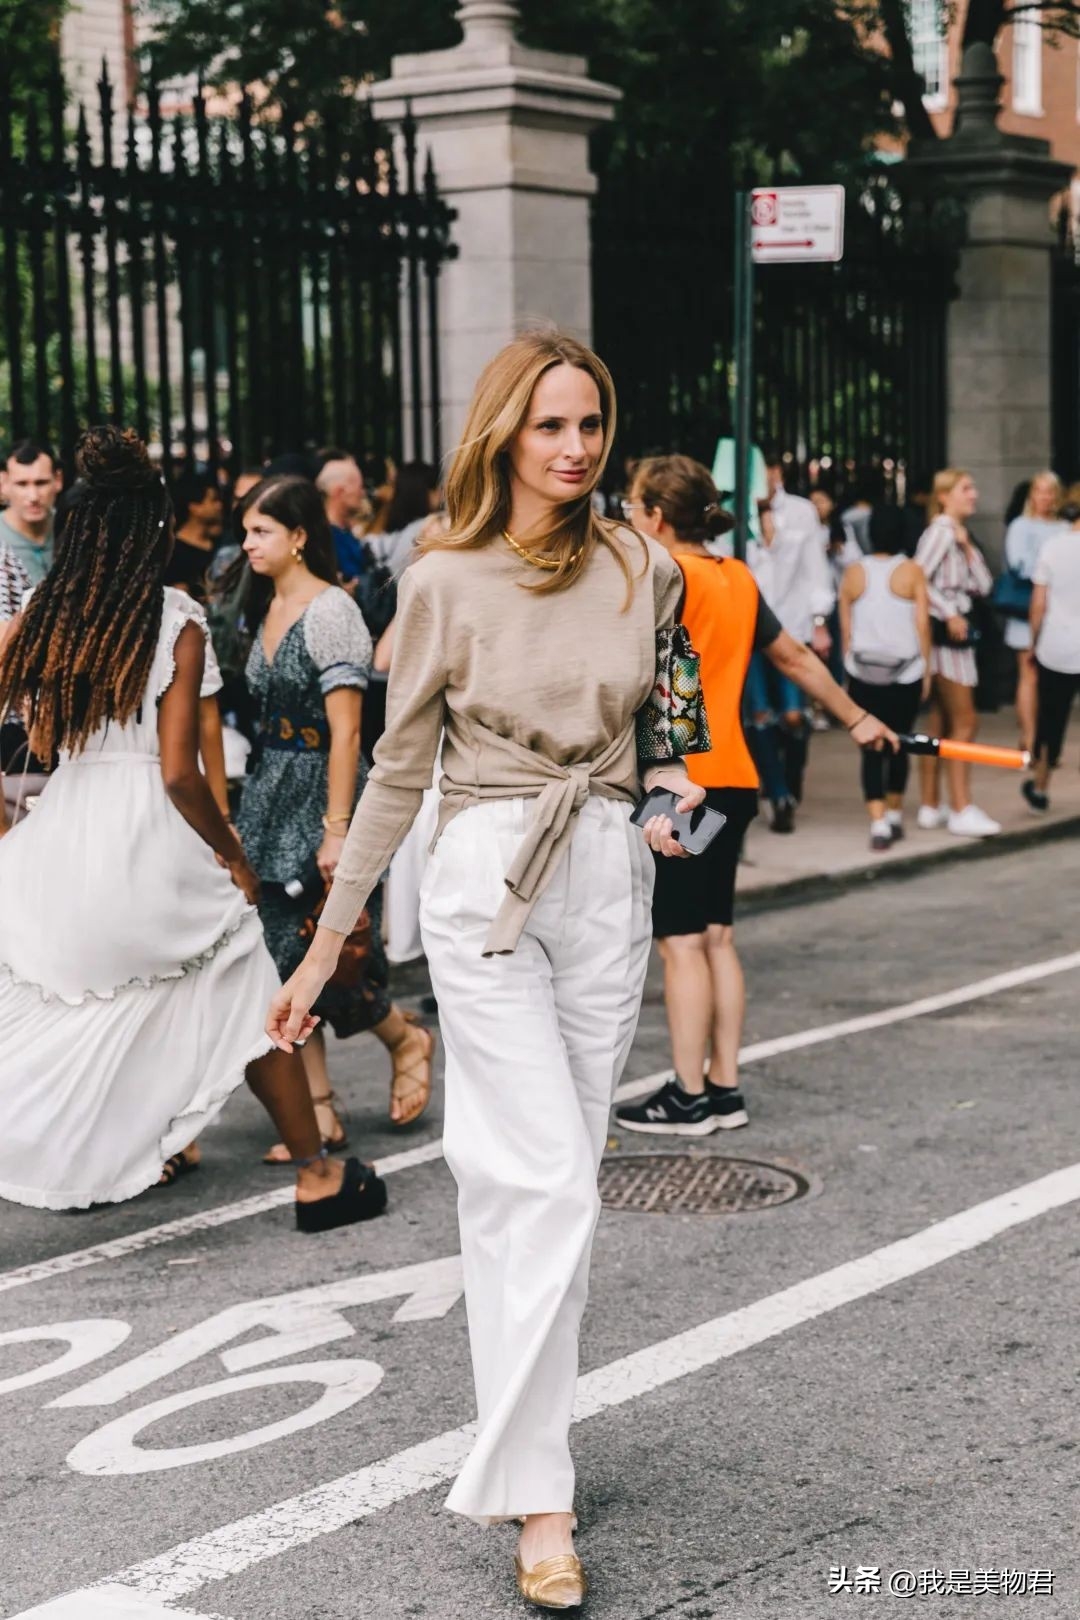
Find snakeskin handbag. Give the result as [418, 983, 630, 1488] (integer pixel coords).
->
[636, 624, 712, 761]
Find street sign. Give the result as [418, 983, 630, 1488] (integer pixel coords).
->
[750, 184, 845, 264]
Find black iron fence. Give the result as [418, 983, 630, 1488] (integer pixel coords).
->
[593, 168, 958, 494]
[1053, 213, 1080, 486]
[0, 67, 455, 476]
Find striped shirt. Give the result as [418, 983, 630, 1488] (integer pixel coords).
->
[915, 515, 993, 687]
[915, 515, 993, 620]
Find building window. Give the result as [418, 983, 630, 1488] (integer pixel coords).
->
[907, 1, 949, 110]
[1012, 14, 1043, 115]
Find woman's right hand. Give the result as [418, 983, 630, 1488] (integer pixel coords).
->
[946, 614, 968, 644]
[266, 957, 332, 1052]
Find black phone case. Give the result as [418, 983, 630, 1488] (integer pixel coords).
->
[629, 787, 728, 855]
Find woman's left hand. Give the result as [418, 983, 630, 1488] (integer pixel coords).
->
[640, 769, 707, 860]
[316, 830, 346, 882]
[266, 959, 328, 1052]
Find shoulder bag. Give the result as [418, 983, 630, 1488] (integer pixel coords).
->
[636, 623, 712, 761]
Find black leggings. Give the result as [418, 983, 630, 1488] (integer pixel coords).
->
[847, 676, 922, 801]
[1035, 662, 1080, 769]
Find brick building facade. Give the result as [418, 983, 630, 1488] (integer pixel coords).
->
[908, 2, 1080, 169]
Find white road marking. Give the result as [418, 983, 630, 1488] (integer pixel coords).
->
[66, 1360, 384, 1477]
[3, 948, 1078, 1301]
[0, 1320, 131, 1396]
[613, 948, 1080, 1102]
[53, 1255, 464, 1407]
[12, 1589, 231, 1619]
[17, 1156, 1080, 1610]
[0, 1139, 445, 1298]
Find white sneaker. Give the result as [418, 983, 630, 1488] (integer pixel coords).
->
[947, 804, 1002, 839]
[916, 804, 949, 831]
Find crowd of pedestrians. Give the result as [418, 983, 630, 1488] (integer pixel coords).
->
[1, 335, 1080, 1609]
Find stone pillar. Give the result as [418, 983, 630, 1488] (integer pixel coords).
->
[905, 43, 1073, 560]
[369, 1, 619, 457]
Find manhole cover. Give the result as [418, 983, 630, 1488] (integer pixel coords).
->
[598, 1153, 810, 1215]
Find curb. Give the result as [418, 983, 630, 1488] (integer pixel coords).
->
[736, 810, 1080, 918]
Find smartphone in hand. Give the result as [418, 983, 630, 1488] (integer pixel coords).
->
[629, 787, 727, 855]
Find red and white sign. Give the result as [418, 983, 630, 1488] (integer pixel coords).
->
[751, 184, 845, 264]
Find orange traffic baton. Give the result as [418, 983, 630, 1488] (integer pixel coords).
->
[897, 733, 1030, 771]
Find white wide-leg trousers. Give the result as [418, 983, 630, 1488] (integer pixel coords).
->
[420, 796, 653, 1522]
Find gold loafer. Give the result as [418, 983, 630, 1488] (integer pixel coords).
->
[514, 1553, 588, 1610]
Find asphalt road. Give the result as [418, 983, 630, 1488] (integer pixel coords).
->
[3, 837, 1080, 1620]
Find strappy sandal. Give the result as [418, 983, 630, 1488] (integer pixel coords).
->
[262, 1090, 349, 1167]
[157, 1151, 200, 1187]
[389, 1019, 436, 1128]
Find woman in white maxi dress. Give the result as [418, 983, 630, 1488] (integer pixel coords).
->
[0, 589, 280, 1207]
[0, 427, 385, 1224]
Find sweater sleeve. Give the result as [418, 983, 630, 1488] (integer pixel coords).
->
[320, 570, 446, 934]
[652, 546, 684, 629]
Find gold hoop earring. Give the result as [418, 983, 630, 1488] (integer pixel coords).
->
[291, 544, 305, 565]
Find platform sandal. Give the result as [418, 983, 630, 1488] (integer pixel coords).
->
[294, 1154, 388, 1233]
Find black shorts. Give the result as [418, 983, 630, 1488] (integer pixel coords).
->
[650, 786, 758, 938]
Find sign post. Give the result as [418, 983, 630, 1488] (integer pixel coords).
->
[730, 184, 845, 562]
[732, 191, 754, 563]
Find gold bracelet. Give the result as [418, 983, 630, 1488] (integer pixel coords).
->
[322, 813, 351, 832]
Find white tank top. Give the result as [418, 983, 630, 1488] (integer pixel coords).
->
[844, 556, 924, 685]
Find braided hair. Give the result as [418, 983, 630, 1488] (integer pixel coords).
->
[0, 425, 171, 760]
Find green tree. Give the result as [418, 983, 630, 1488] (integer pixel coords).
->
[138, 0, 458, 126]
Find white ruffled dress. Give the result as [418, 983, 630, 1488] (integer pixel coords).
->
[0, 588, 280, 1210]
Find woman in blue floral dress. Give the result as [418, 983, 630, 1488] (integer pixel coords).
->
[235, 477, 435, 1157]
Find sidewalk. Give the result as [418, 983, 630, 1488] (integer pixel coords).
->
[737, 710, 1080, 909]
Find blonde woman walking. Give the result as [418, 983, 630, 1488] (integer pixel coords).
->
[915, 469, 998, 838]
[265, 333, 704, 1609]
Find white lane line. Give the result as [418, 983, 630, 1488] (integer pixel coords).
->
[614, 948, 1080, 1103]
[25, 1156, 1080, 1610]
[12, 1588, 230, 1618]
[0, 1141, 445, 1298]
[4, 948, 1079, 1299]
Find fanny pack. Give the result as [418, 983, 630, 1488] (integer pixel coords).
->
[847, 649, 913, 686]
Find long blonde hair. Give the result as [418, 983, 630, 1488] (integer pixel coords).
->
[425, 329, 644, 598]
[928, 467, 972, 520]
[1025, 470, 1063, 518]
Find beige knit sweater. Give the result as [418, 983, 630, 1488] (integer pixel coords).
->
[321, 528, 683, 953]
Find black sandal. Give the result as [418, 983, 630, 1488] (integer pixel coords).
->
[157, 1152, 200, 1187]
[295, 1156, 388, 1233]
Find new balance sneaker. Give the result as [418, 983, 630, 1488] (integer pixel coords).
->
[947, 803, 1001, 838]
[1021, 778, 1049, 815]
[916, 803, 949, 831]
[615, 1077, 718, 1137]
[705, 1083, 750, 1129]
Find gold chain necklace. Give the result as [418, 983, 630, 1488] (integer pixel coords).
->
[502, 528, 586, 576]
[501, 529, 561, 571]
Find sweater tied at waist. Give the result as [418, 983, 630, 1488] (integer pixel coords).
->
[432, 723, 634, 956]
